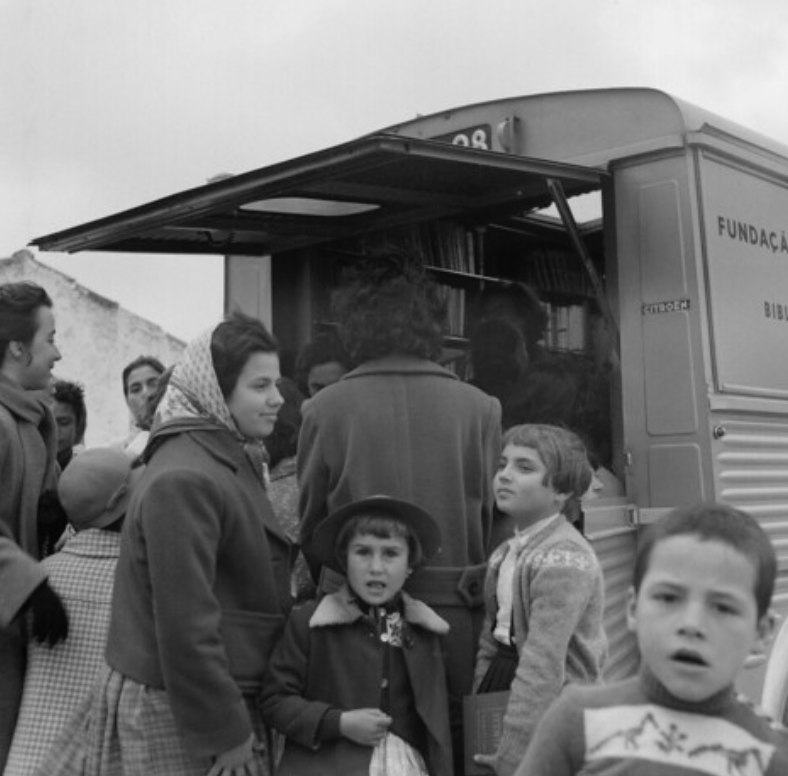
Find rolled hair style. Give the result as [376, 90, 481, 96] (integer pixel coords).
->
[0, 281, 53, 364]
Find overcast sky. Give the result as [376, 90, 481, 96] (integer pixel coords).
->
[3, 0, 788, 341]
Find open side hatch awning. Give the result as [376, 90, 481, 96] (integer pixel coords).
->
[31, 133, 606, 256]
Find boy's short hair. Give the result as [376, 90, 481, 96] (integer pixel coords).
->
[335, 512, 425, 571]
[633, 502, 776, 618]
[53, 378, 87, 444]
[502, 423, 593, 499]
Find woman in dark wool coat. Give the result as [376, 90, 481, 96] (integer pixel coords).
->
[37, 314, 292, 776]
[297, 255, 502, 759]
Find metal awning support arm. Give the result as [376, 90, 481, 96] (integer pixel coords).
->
[545, 177, 620, 358]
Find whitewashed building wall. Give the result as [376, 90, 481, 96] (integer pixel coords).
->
[0, 250, 186, 447]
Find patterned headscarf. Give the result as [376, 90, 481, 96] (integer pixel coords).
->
[153, 326, 269, 484]
[155, 327, 242, 437]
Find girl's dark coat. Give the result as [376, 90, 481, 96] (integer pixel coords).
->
[261, 585, 454, 776]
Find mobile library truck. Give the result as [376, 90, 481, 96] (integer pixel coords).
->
[32, 87, 788, 713]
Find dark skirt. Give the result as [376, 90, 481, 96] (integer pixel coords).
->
[477, 641, 518, 693]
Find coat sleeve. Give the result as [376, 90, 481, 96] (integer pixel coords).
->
[296, 400, 331, 560]
[495, 543, 603, 776]
[260, 606, 335, 749]
[0, 539, 46, 627]
[472, 558, 501, 692]
[140, 468, 251, 758]
[512, 686, 582, 776]
[480, 397, 502, 552]
[0, 429, 47, 627]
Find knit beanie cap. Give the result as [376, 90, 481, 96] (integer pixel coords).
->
[58, 447, 142, 530]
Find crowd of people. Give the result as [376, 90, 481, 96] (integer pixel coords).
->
[1, 252, 787, 776]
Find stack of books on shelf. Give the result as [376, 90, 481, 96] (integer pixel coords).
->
[409, 221, 477, 338]
[527, 247, 591, 296]
[443, 286, 467, 337]
[541, 301, 589, 352]
[412, 221, 477, 275]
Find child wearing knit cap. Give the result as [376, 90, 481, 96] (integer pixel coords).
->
[5, 448, 141, 776]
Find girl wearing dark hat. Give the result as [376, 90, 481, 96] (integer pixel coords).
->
[262, 495, 453, 776]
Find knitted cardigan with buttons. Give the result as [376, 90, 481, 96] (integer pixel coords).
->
[473, 514, 608, 776]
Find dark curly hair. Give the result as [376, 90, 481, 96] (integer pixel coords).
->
[53, 379, 87, 444]
[294, 330, 351, 395]
[332, 253, 446, 365]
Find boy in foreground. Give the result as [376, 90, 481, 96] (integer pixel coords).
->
[516, 502, 788, 775]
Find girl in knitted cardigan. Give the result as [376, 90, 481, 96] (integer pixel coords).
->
[472, 424, 608, 776]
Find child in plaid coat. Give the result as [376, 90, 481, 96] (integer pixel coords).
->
[5, 448, 140, 776]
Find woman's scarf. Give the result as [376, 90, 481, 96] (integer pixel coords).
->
[153, 327, 269, 484]
[0, 372, 58, 554]
[155, 328, 240, 435]
[0, 372, 52, 430]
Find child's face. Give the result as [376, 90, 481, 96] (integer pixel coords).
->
[346, 532, 410, 606]
[494, 444, 567, 528]
[627, 534, 772, 703]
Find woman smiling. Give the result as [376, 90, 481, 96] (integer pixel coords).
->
[40, 313, 291, 776]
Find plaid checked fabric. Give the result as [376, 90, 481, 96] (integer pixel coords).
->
[4, 529, 121, 776]
[34, 666, 273, 776]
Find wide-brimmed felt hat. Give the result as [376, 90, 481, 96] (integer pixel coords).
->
[58, 447, 143, 530]
[312, 494, 442, 572]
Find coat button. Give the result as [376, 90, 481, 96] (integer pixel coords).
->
[381, 678, 389, 689]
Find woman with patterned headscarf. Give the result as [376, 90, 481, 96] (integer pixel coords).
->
[39, 313, 290, 776]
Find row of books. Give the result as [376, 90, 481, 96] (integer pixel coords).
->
[404, 221, 594, 301]
[409, 222, 479, 275]
[310, 222, 594, 355]
[444, 287, 467, 337]
[523, 247, 593, 296]
[541, 301, 589, 352]
[443, 293, 588, 354]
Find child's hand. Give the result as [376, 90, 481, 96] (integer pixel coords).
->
[339, 708, 392, 746]
[473, 752, 498, 772]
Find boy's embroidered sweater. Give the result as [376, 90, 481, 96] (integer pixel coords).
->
[473, 515, 607, 776]
[516, 667, 788, 775]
